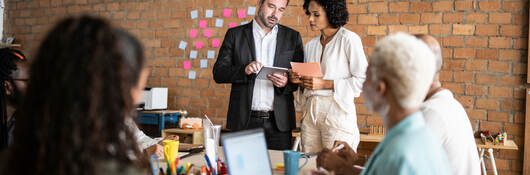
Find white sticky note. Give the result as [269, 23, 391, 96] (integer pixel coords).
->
[190, 50, 198, 59]
[179, 41, 187, 50]
[241, 21, 249, 25]
[188, 71, 196, 79]
[200, 59, 208, 68]
[215, 18, 224, 28]
[190, 10, 198, 19]
[205, 10, 213, 18]
[248, 6, 256, 15]
[207, 50, 215, 59]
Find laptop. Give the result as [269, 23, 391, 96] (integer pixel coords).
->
[221, 128, 272, 175]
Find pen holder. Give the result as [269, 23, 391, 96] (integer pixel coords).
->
[283, 150, 309, 175]
[163, 140, 180, 166]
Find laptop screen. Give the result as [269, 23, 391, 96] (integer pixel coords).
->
[221, 128, 272, 175]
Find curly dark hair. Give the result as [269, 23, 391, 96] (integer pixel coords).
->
[4, 16, 147, 174]
[303, 0, 349, 28]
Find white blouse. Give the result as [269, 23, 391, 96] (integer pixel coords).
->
[299, 27, 367, 114]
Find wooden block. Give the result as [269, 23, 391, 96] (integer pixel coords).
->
[163, 128, 204, 145]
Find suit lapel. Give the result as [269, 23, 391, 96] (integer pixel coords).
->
[243, 22, 256, 62]
[273, 25, 285, 67]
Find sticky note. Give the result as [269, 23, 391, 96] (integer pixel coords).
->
[189, 29, 198, 38]
[200, 59, 208, 68]
[215, 18, 224, 28]
[205, 9, 213, 18]
[223, 8, 232, 17]
[183, 61, 191, 69]
[248, 6, 256, 15]
[179, 41, 187, 50]
[228, 22, 237, 28]
[195, 41, 204, 49]
[204, 29, 213, 38]
[212, 39, 221, 48]
[207, 50, 215, 59]
[188, 71, 196, 79]
[190, 10, 198, 19]
[241, 21, 249, 25]
[199, 20, 207, 28]
[237, 9, 247, 18]
[190, 50, 198, 59]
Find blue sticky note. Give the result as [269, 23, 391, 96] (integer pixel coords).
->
[205, 10, 213, 18]
[207, 50, 215, 59]
[215, 18, 224, 28]
[241, 21, 249, 25]
[179, 41, 187, 50]
[190, 50, 198, 59]
[200, 59, 208, 68]
[188, 71, 196, 79]
[190, 10, 198, 19]
[248, 6, 256, 15]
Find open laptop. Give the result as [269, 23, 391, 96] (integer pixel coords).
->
[221, 128, 272, 175]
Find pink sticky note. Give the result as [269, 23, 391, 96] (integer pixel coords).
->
[183, 61, 191, 69]
[212, 39, 221, 48]
[223, 8, 232, 17]
[189, 29, 198, 38]
[195, 41, 204, 49]
[199, 20, 207, 28]
[237, 9, 247, 18]
[204, 29, 213, 38]
[228, 22, 237, 28]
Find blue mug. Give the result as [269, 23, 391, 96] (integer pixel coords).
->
[283, 150, 309, 175]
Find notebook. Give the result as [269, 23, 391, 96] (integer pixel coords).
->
[221, 128, 272, 175]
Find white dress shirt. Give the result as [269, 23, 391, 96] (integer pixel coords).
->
[251, 20, 279, 111]
[421, 89, 481, 175]
[126, 118, 161, 150]
[298, 27, 367, 115]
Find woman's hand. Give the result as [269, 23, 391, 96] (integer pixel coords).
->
[301, 77, 333, 90]
[288, 69, 302, 84]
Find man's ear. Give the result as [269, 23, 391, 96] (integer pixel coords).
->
[4, 81, 13, 96]
[376, 80, 386, 98]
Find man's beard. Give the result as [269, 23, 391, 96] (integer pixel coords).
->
[257, 9, 279, 28]
[363, 94, 390, 129]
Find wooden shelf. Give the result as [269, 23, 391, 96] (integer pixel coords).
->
[0, 43, 21, 47]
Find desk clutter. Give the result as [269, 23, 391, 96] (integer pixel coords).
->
[476, 130, 507, 146]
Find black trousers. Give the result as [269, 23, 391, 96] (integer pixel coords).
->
[246, 112, 292, 150]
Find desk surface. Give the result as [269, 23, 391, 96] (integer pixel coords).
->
[358, 134, 518, 150]
[159, 147, 317, 175]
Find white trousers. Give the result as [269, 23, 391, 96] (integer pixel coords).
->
[301, 95, 359, 153]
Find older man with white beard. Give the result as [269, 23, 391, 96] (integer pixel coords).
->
[317, 33, 451, 175]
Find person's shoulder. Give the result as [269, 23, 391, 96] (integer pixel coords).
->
[339, 28, 361, 40]
[225, 23, 250, 35]
[97, 160, 146, 175]
[278, 24, 301, 35]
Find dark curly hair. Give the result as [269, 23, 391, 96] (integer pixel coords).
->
[303, 0, 349, 28]
[4, 16, 147, 174]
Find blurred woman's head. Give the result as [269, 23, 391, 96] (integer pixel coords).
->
[6, 15, 147, 174]
[303, 0, 349, 31]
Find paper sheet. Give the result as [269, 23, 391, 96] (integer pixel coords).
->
[290, 62, 324, 77]
[178, 41, 187, 50]
[205, 9, 213, 18]
[207, 50, 215, 59]
[215, 18, 224, 28]
[190, 10, 198, 19]
[190, 50, 198, 59]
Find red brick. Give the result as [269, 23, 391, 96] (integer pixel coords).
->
[504, 123, 524, 136]
[443, 13, 463, 23]
[489, 86, 512, 98]
[438, 71, 453, 82]
[443, 60, 465, 70]
[433, 1, 453, 12]
[379, 14, 399, 24]
[512, 63, 527, 74]
[389, 2, 409, 12]
[465, 84, 487, 96]
[420, 13, 442, 24]
[455, 95, 473, 107]
[454, 48, 475, 58]
[476, 73, 497, 84]
[367, 26, 386, 35]
[499, 50, 522, 61]
[479, 1, 501, 11]
[489, 13, 512, 24]
[513, 38, 527, 49]
[466, 109, 486, 120]
[358, 14, 378, 25]
[488, 61, 510, 73]
[455, 1, 475, 11]
[476, 49, 498, 60]
[487, 111, 509, 122]
[348, 4, 367, 14]
[453, 24, 474, 35]
[465, 13, 487, 23]
[408, 25, 428, 34]
[368, 2, 387, 13]
[489, 37, 511, 48]
[410, 2, 431, 12]
[500, 99, 523, 111]
[476, 98, 498, 110]
[475, 24, 498, 36]
[513, 14, 528, 25]
[429, 24, 450, 35]
[441, 36, 464, 47]
[500, 25, 524, 37]
[503, 1, 526, 12]
[444, 83, 464, 94]
[453, 72, 473, 82]
[465, 37, 488, 48]
[465, 60, 487, 71]
[399, 14, 420, 24]
[479, 121, 503, 133]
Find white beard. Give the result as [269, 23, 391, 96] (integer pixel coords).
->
[363, 93, 390, 128]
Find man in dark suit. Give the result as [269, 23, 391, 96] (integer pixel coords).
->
[213, 0, 303, 150]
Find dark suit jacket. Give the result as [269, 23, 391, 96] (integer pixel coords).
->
[213, 22, 304, 132]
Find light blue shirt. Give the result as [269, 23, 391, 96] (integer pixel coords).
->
[361, 112, 451, 175]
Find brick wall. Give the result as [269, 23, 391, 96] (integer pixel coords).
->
[5, 0, 527, 174]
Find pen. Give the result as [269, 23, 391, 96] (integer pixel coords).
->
[332, 144, 344, 152]
[159, 167, 165, 175]
[204, 154, 216, 175]
[150, 155, 160, 175]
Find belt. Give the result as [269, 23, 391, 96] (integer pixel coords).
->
[250, 110, 274, 119]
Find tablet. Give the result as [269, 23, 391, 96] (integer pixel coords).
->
[256, 66, 288, 80]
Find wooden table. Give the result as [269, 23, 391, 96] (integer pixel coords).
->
[152, 147, 317, 175]
[163, 128, 204, 145]
[475, 139, 518, 175]
[137, 110, 181, 136]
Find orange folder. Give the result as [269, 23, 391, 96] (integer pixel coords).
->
[290, 62, 323, 77]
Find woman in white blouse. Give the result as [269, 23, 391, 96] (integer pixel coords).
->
[290, 0, 368, 153]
